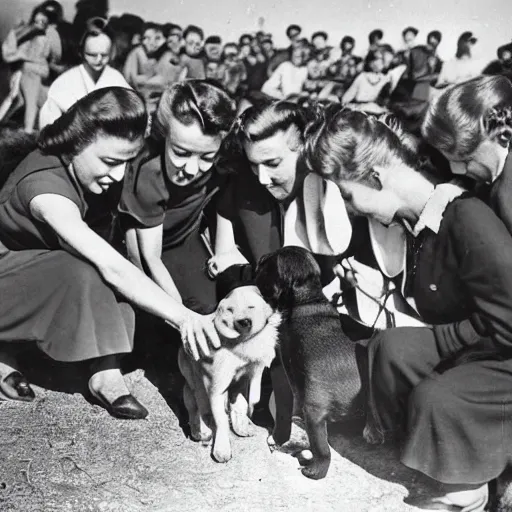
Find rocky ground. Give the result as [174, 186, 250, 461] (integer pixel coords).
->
[0, 342, 507, 512]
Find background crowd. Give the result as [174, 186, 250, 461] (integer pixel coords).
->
[1, 0, 512, 134]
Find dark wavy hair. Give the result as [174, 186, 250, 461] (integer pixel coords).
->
[39, 86, 147, 157]
[153, 79, 236, 139]
[217, 99, 320, 174]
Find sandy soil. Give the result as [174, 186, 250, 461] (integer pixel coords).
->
[0, 342, 505, 512]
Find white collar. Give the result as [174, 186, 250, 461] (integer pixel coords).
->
[406, 182, 466, 237]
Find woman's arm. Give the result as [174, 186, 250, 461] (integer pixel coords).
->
[30, 194, 219, 359]
[125, 225, 182, 302]
[261, 64, 285, 99]
[433, 197, 512, 357]
[341, 74, 361, 105]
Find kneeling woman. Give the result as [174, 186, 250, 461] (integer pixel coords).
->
[119, 80, 237, 312]
[303, 108, 512, 511]
[422, 74, 512, 232]
[0, 87, 219, 418]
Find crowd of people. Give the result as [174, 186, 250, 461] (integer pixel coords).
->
[1, 1, 512, 511]
[1, 0, 512, 133]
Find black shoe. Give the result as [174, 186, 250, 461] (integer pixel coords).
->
[89, 387, 149, 420]
[0, 371, 36, 402]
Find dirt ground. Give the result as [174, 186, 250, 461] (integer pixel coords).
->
[0, 342, 508, 512]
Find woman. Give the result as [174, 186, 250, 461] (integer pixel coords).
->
[422, 75, 512, 231]
[341, 50, 405, 114]
[435, 31, 484, 88]
[261, 46, 309, 100]
[39, 17, 130, 127]
[119, 80, 237, 314]
[303, 107, 512, 511]
[0, 87, 219, 419]
[0, 4, 61, 132]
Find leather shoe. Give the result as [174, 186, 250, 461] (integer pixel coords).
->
[0, 371, 36, 402]
[90, 387, 149, 420]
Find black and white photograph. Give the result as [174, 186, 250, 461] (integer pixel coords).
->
[0, 0, 511, 510]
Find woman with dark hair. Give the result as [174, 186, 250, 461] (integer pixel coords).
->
[436, 31, 484, 87]
[341, 50, 404, 114]
[303, 106, 512, 511]
[119, 80, 237, 315]
[39, 17, 130, 127]
[0, 3, 62, 132]
[423, 75, 512, 232]
[0, 87, 220, 418]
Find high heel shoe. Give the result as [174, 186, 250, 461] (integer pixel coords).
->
[88, 382, 148, 420]
[0, 371, 36, 402]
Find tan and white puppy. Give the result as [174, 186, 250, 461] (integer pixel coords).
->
[178, 284, 281, 463]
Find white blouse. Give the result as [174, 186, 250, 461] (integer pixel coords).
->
[39, 64, 131, 128]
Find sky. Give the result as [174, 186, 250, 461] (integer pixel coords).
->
[2, 0, 512, 61]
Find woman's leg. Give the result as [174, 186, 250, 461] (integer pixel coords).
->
[0, 250, 146, 417]
[20, 71, 42, 133]
[369, 326, 443, 439]
[0, 345, 34, 401]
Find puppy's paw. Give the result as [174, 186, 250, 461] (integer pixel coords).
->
[230, 410, 256, 437]
[212, 435, 232, 463]
[301, 458, 330, 480]
[363, 423, 385, 445]
[301, 462, 329, 480]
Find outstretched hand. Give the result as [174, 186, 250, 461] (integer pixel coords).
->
[180, 311, 220, 361]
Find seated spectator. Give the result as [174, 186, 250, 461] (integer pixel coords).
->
[165, 23, 183, 57]
[483, 42, 512, 81]
[218, 43, 247, 98]
[311, 31, 329, 52]
[426, 30, 443, 74]
[179, 25, 206, 80]
[267, 24, 302, 75]
[368, 28, 384, 52]
[123, 22, 161, 89]
[262, 46, 308, 99]
[39, 17, 130, 127]
[204, 35, 222, 63]
[342, 50, 395, 113]
[0, 3, 61, 132]
[436, 31, 485, 87]
[243, 40, 268, 93]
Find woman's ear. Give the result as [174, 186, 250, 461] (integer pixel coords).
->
[483, 107, 512, 148]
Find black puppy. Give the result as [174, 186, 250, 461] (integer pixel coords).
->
[255, 246, 366, 480]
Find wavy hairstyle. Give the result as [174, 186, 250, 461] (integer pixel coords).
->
[153, 80, 236, 140]
[217, 99, 320, 173]
[38, 86, 147, 157]
[78, 16, 115, 54]
[303, 106, 412, 185]
[422, 75, 512, 158]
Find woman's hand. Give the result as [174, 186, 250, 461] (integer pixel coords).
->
[207, 248, 248, 279]
[179, 311, 220, 361]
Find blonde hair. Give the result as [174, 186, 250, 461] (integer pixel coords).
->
[422, 75, 512, 158]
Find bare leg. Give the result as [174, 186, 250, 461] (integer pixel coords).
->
[20, 71, 42, 133]
[270, 364, 293, 445]
[0, 346, 35, 401]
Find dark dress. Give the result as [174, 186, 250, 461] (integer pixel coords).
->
[369, 195, 512, 485]
[217, 166, 338, 286]
[0, 150, 134, 362]
[118, 141, 221, 311]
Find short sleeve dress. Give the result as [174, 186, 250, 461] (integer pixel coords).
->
[119, 141, 222, 310]
[0, 150, 134, 362]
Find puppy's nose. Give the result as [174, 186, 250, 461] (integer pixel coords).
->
[234, 317, 252, 333]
